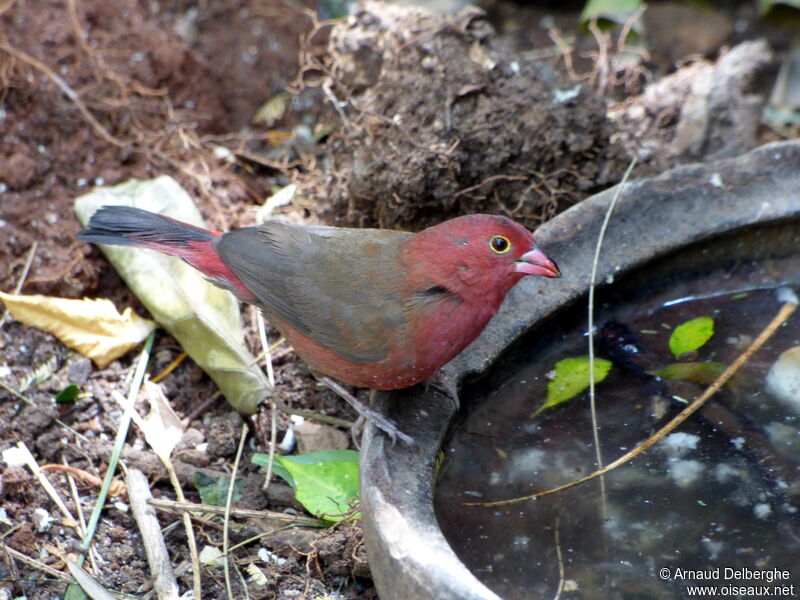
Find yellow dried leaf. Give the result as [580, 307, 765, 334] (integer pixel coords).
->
[253, 92, 290, 126]
[0, 291, 156, 368]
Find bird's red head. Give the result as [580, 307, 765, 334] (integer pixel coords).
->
[404, 214, 560, 308]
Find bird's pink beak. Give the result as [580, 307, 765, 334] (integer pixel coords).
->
[515, 246, 561, 278]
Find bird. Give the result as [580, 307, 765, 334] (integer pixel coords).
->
[79, 206, 560, 443]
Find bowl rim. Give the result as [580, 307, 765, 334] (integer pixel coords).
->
[361, 140, 800, 600]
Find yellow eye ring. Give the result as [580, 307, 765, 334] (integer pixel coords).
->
[489, 235, 511, 254]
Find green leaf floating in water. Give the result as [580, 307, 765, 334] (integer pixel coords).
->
[533, 356, 613, 417]
[255, 450, 360, 522]
[651, 362, 726, 385]
[669, 316, 715, 358]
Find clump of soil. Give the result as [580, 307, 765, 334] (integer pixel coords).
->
[310, 1, 628, 230]
[610, 39, 778, 173]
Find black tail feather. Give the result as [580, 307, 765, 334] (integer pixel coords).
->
[79, 206, 213, 248]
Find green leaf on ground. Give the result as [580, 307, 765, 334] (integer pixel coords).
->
[253, 452, 293, 487]
[194, 472, 242, 507]
[533, 356, 612, 417]
[55, 383, 80, 403]
[669, 316, 714, 357]
[257, 450, 359, 522]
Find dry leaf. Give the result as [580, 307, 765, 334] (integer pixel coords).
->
[123, 380, 184, 460]
[253, 91, 290, 126]
[0, 291, 155, 368]
[74, 176, 272, 413]
[468, 41, 496, 70]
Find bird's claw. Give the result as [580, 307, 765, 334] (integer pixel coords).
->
[367, 411, 414, 446]
[429, 370, 460, 410]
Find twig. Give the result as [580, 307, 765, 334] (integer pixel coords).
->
[162, 438, 202, 600]
[41, 464, 125, 497]
[225, 524, 306, 555]
[60, 456, 100, 574]
[65, 0, 148, 102]
[547, 26, 582, 81]
[1, 543, 70, 581]
[586, 158, 636, 520]
[182, 390, 222, 426]
[249, 336, 287, 367]
[66, 0, 96, 58]
[468, 295, 797, 507]
[587, 19, 611, 93]
[0, 240, 37, 328]
[147, 498, 325, 527]
[15, 442, 79, 528]
[224, 425, 249, 600]
[255, 309, 276, 389]
[608, 5, 650, 92]
[322, 80, 352, 131]
[0, 0, 18, 16]
[288, 11, 338, 95]
[151, 351, 187, 383]
[232, 150, 301, 170]
[255, 309, 278, 492]
[271, 398, 353, 429]
[453, 174, 528, 199]
[552, 515, 565, 600]
[127, 468, 179, 600]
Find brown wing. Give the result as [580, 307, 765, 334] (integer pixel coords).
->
[215, 222, 414, 363]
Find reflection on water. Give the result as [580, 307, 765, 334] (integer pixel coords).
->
[435, 287, 800, 600]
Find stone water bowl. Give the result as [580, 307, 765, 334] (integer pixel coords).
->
[360, 140, 800, 600]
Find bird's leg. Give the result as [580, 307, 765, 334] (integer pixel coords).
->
[317, 376, 414, 445]
[351, 415, 366, 450]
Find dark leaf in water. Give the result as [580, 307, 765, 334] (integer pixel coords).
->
[651, 361, 726, 385]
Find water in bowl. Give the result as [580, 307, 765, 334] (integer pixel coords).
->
[435, 283, 800, 600]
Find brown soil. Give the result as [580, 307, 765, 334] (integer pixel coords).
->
[0, 0, 793, 598]
[315, 2, 629, 230]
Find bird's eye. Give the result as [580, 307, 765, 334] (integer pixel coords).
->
[489, 235, 511, 254]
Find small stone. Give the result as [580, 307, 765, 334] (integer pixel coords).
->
[295, 422, 349, 454]
[32, 508, 54, 532]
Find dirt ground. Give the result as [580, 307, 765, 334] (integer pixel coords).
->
[0, 0, 795, 598]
